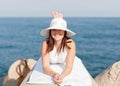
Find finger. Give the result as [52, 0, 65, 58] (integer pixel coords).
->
[58, 13, 63, 18]
[55, 11, 59, 18]
[53, 11, 57, 18]
[52, 11, 55, 17]
[58, 75, 63, 80]
[54, 73, 60, 79]
[52, 11, 57, 18]
[55, 79, 62, 84]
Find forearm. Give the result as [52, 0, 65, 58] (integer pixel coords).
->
[61, 67, 72, 78]
[43, 66, 57, 77]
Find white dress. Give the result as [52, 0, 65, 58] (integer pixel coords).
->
[27, 47, 92, 86]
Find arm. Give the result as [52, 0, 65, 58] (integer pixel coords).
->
[54, 39, 76, 84]
[61, 39, 76, 78]
[41, 41, 57, 77]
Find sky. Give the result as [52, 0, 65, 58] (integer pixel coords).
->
[0, 0, 120, 17]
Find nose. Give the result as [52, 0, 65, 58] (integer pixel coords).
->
[52, 30, 60, 34]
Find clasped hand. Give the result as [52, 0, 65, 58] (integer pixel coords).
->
[53, 73, 63, 84]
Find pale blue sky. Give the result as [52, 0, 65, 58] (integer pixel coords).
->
[0, 0, 120, 17]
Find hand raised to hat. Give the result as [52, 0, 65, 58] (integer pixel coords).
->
[52, 11, 63, 18]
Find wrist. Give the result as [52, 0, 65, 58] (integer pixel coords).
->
[60, 74, 65, 78]
[52, 72, 58, 77]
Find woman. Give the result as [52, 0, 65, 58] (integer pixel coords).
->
[28, 11, 92, 86]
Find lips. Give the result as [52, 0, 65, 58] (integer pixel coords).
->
[53, 34, 61, 37]
[53, 33, 63, 36]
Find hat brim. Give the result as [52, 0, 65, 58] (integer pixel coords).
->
[40, 27, 76, 37]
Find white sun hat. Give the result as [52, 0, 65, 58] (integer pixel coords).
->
[40, 18, 76, 37]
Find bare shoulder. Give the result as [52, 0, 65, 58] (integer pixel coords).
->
[41, 40, 48, 55]
[42, 40, 47, 44]
[42, 40, 48, 49]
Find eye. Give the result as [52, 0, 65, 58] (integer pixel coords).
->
[51, 29, 56, 32]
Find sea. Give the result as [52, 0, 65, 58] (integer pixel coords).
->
[0, 17, 120, 85]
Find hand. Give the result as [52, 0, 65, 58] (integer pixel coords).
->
[52, 11, 63, 18]
[53, 73, 63, 84]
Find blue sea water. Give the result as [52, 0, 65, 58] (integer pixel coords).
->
[0, 17, 120, 85]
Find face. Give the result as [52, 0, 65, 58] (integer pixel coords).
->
[51, 29, 65, 41]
